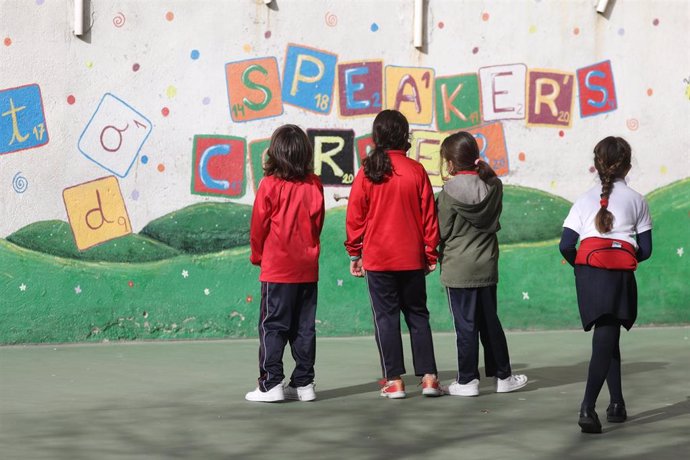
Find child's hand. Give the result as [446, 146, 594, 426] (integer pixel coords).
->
[350, 259, 365, 277]
[425, 263, 436, 275]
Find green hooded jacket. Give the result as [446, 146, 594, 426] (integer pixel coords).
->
[437, 174, 502, 288]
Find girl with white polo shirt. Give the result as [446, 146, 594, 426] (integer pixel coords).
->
[559, 136, 653, 433]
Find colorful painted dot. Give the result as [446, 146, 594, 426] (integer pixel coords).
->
[157, 163, 165, 172]
[660, 165, 668, 174]
[653, 18, 659, 26]
[36, 0, 45, 5]
[3, 37, 11, 47]
[86, 61, 94, 69]
[518, 152, 526, 161]
[190, 49, 200, 60]
[550, 181, 557, 189]
[558, 130, 565, 137]
[243, 44, 252, 53]
[618, 28, 625, 36]
[589, 166, 596, 173]
[67, 95, 76, 105]
[472, 47, 479, 54]
[370, 23, 379, 32]
[161, 107, 170, 117]
[438, 21, 445, 29]
[573, 27, 580, 35]
[166, 85, 177, 99]
[202, 97, 210, 105]
[165, 11, 174, 21]
[482, 12, 490, 22]
[132, 63, 140, 72]
[141, 155, 149, 164]
[647, 88, 654, 96]
[131, 190, 140, 201]
[529, 25, 537, 34]
[246, 296, 253, 303]
[128, 281, 134, 288]
[264, 30, 272, 39]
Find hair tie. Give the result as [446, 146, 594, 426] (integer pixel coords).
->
[474, 158, 481, 166]
[600, 197, 609, 208]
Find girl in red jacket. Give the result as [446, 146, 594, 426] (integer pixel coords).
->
[245, 124, 325, 403]
[345, 110, 442, 399]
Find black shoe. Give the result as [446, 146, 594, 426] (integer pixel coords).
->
[606, 403, 627, 423]
[578, 407, 602, 434]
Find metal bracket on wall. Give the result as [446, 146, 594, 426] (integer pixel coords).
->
[414, 0, 424, 49]
[74, 0, 84, 35]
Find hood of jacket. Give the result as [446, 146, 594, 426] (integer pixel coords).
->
[441, 175, 502, 233]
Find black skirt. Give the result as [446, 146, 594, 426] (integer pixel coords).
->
[574, 265, 638, 331]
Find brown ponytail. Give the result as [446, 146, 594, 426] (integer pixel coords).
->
[593, 136, 632, 234]
[475, 158, 497, 182]
[363, 146, 394, 184]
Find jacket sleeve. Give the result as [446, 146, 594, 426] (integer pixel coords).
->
[559, 227, 579, 267]
[420, 171, 440, 265]
[437, 191, 456, 244]
[249, 179, 272, 266]
[314, 177, 325, 238]
[636, 229, 652, 262]
[344, 169, 368, 257]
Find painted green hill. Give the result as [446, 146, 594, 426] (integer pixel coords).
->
[4, 186, 568, 263]
[500, 185, 572, 243]
[638, 178, 690, 312]
[140, 202, 253, 254]
[1, 180, 687, 343]
[5, 201, 254, 262]
[6, 220, 181, 263]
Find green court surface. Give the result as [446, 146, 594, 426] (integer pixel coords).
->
[1, 328, 688, 460]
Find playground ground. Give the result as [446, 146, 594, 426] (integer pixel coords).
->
[1, 327, 688, 460]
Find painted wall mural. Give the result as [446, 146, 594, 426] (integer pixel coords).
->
[77, 93, 152, 178]
[0, 0, 688, 344]
[0, 84, 48, 155]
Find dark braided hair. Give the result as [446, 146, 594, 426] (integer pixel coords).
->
[441, 131, 497, 183]
[593, 136, 632, 233]
[363, 110, 411, 183]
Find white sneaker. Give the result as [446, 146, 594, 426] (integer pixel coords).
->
[283, 382, 317, 401]
[245, 384, 285, 402]
[496, 374, 528, 393]
[444, 379, 480, 396]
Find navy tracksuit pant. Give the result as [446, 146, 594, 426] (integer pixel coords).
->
[257, 282, 317, 392]
[365, 270, 438, 379]
[446, 286, 512, 384]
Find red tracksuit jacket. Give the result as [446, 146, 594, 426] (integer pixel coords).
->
[344, 150, 439, 271]
[250, 174, 325, 283]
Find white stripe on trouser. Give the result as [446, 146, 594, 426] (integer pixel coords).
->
[259, 282, 270, 391]
[365, 273, 388, 380]
[446, 287, 461, 383]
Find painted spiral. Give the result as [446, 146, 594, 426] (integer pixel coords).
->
[325, 12, 337, 27]
[626, 118, 639, 131]
[113, 12, 126, 28]
[12, 172, 28, 193]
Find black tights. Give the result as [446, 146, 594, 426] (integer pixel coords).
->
[582, 316, 624, 410]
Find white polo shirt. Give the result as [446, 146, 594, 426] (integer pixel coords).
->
[563, 179, 652, 248]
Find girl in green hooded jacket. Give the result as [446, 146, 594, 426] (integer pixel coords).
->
[437, 131, 527, 397]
